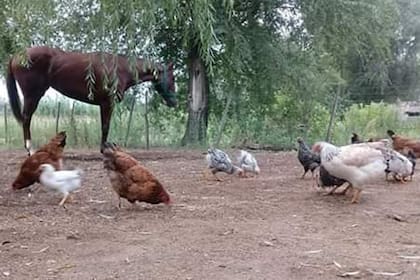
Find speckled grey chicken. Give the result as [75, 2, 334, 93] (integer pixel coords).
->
[205, 148, 243, 181]
[297, 137, 321, 179]
[237, 150, 260, 177]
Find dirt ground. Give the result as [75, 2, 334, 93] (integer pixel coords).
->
[0, 148, 420, 280]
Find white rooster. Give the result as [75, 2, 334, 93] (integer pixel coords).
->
[237, 150, 260, 177]
[39, 164, 83, 207]
[312, 141, 391, 204]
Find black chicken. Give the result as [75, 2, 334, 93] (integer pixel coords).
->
[406, 150, 416, 180]
[297, 137, 321, 179]
[351, 133, 362, 144]
[316, 166, 350, 195]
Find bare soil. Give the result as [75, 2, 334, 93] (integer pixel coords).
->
[1, 148, 420, 280]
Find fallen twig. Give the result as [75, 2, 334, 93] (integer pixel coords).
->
[305, 249, 322, 254]
[298, 262, 325, 270]
[366, 269, 403, 276]
[98, 214, 115, 219]
[333, 260, 343, 269]
[32, 246, 49, 253]
[337, 270, 361, 277]
[386, 214, 406, 222]
[398, 255, 420, 260]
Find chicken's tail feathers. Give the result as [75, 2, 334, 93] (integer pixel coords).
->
[76, 168, 84, 176]
[406, 149, 417, 160]
[309, 162, 320, 172]
[387, 129, 395, 137]
[102, 142, 123, 155]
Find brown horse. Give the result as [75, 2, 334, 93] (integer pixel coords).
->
[6, 46, 177, 154]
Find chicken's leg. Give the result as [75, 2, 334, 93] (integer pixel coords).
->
[202, 168, 211, 180]
[117, 196, 122, 209]
[301, 170, 308, 179]
[335, 184, 352, 195]
[323, 185, 340, 196]
[213, 172, 224, 182]
[350, 188, 362, 204]
[59, 193, 70, 207]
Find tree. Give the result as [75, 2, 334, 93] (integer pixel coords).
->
[298, 0, 399, 139]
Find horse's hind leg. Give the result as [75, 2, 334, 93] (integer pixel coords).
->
[22, 93, 44, 155]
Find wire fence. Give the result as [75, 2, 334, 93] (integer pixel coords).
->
[0, 97, 184, 150]
[1, 97, 419, 150]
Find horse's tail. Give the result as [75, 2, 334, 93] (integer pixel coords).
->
[6, 58, 23, 123]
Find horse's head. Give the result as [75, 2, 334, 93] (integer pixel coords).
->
[153, 62, 177, 107]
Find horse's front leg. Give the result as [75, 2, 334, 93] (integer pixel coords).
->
[100, 103, 113, 153]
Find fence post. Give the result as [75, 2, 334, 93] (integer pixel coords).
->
[70, 101, 78, 146]
[124, 95, 136, 147]
[215, 92, 233, 146]
[55, 101, 61, 133]
[4, 105, 8, 144]
[326, 85, 341, 142]
[145, 90, 150, 150]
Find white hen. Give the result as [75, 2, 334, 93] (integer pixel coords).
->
[39, 164, 83, 207]
[237, 150, 260, 177]
[312, 141, 389, 203]
[385, 150, 413, 182]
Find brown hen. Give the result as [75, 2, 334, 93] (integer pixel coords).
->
[387, 130, 420, 158]
[12, 131, 67, 189]
[102, 143, 171, 208]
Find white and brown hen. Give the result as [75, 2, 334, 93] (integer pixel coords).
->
[312, 141, 392, 203]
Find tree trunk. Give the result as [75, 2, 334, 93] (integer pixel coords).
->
[181, 45, 209, 146]
[55, 101, 61, 133]
[145, 90, 150, 150]
[4, 105, 8, 144]
[70, 101, 78, 146]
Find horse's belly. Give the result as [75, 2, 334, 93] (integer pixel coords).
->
[50, 85, 98, 104]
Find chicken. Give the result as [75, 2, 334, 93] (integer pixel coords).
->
[237, 150, 260, 177]
[312, 141, 391, 203]
[12, 131, 67, 190]
[205, 148, 244, 181]
[315, 166, 350, 195]
[39, 164, 83, 207]
[387, 129, 420, 158]
[385, 149, 414, 183]
[351, 133, 362, 144]
[102, 142, 171, 208]
[297, 137, 320, 179]
[406, 150, 417, 180]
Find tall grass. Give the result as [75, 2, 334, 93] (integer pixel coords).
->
[0, 100, 419, 150]
[334, 102, 420, 145]
[0, 99, 185, 149]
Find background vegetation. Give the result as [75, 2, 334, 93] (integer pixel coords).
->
[0, 0, 419, 150]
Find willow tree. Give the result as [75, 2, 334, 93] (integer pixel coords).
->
[0, 0, 236, 146]
[298, 0, 399, 140]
